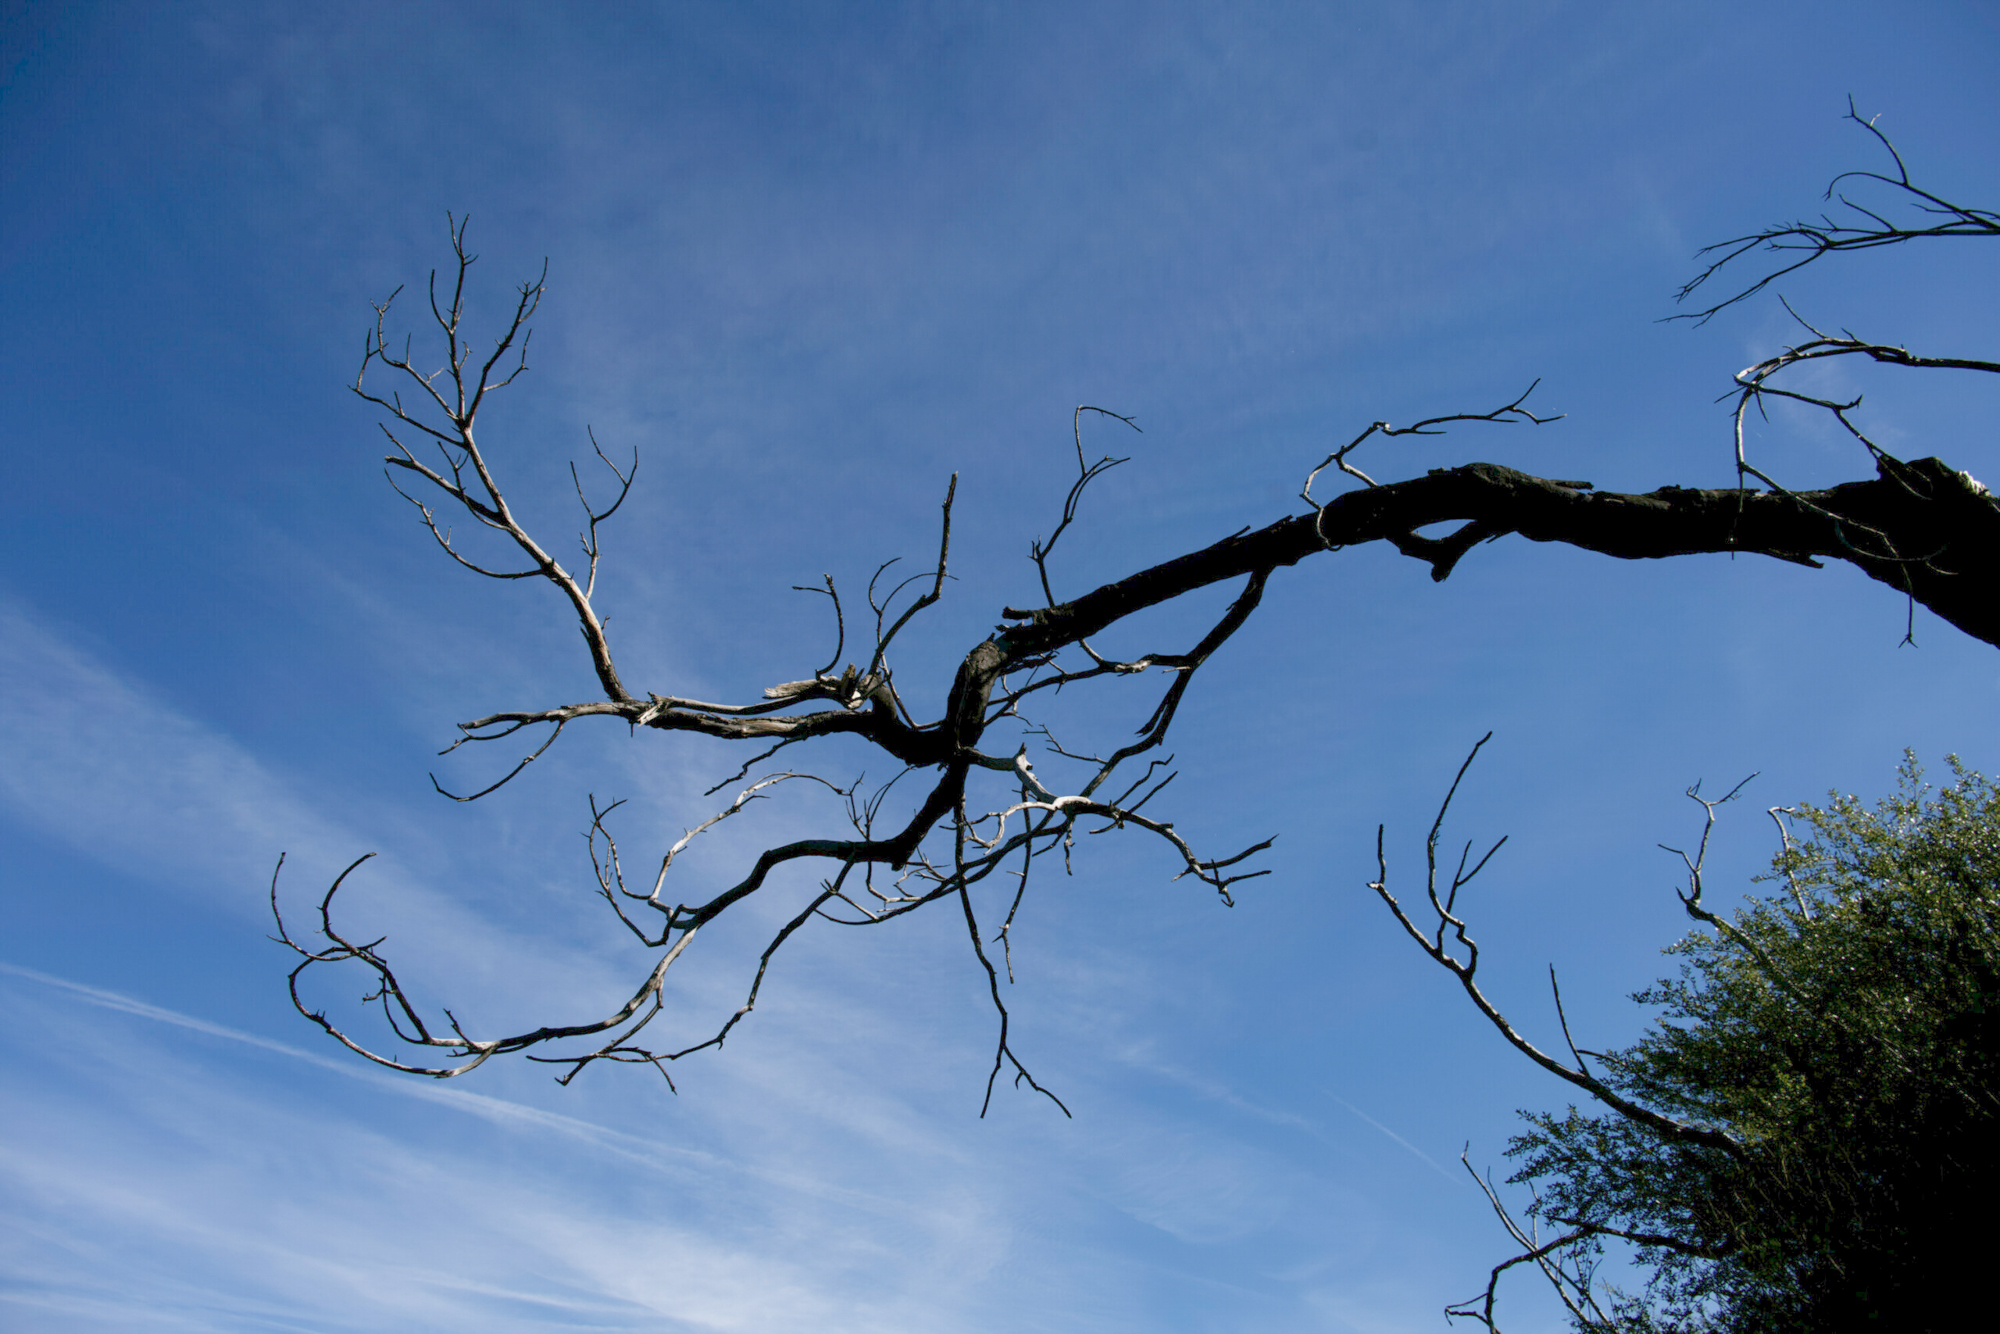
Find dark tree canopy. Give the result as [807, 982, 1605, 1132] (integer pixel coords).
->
[273, 107, 1999, 1133]
[1393, 755, 2000, 1333]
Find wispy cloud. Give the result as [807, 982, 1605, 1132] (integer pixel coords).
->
[0, 600, 1420, 1328]
[1322, 1091, 1464, 1186]
[0, 597, 352, 909]
[0, 370, 1451, 1334]
[0, 595, 640, 1030]
[0, 963, 1001, 1332]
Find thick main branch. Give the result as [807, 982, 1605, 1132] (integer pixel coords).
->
[492, 454, 1998, 767]
[993, 454, 2000, 661]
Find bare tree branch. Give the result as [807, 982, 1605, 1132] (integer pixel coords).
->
[282, 124, 2000, 1109]
[1446, 1151, 1618, 1334]
[1369, 735, 1746, 1159]
[1674, 100, 2000, 324]
[353, 216, 631, 707]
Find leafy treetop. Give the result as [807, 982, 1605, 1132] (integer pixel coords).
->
[1486, 757, 2000, 1333]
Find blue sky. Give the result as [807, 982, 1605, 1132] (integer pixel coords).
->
[3, 3, 1998, 1330]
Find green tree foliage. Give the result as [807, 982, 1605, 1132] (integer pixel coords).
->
[1496, 759, 2000, 1332]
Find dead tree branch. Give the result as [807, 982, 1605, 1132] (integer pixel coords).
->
[1675, 99, 2000, 323]
[1384, 756, 1757, 1331]
[278, 116, 1998, 1107]
[1369, 735, 1745, 1159]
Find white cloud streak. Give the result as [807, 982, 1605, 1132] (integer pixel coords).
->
[0, 963, 997, 1332]
[0, 602, 1448, 1331]
[0, 597, 348, 909]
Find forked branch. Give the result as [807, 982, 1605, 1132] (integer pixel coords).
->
[1675, 100, 2000, 323]
[285, 121, 2000, 1108]
[1369, 735, 1745, 1157]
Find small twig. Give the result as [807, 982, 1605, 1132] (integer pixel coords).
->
[1673, 100, 2000, 324]
[1302, 382, 1562, 508]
